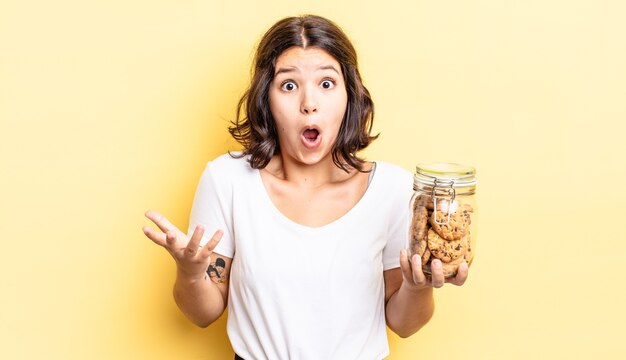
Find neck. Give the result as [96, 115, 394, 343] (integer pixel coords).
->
[266, 153, 351, 187]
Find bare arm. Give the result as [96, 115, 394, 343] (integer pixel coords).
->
[143, 210, 232, 328]
[384, 249, 468, 338]
[384, 268, 434, 338]
[173, 251, 231, 327]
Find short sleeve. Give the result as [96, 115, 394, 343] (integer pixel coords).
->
[382, 168, 413, 270]
[187, 161, 235, 258]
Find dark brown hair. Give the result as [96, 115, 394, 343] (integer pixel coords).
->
[229, 14, 377, 172]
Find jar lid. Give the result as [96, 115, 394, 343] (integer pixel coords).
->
[414, 163, 477, 187]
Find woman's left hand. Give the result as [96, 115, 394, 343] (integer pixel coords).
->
[399, 249, 468, 289]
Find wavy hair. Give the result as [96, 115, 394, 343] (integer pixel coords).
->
[229, 15, 377, 172]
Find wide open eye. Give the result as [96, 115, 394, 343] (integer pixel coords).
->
[281, 81, 297, 91]
[320, 79, 335, 89]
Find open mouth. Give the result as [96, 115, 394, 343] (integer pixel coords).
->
[303, 128, 319, 142]
[301, 128, 321, 148]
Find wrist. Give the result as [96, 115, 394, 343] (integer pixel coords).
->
[401, 281, 433, 297]
[176, 268, 207, 284]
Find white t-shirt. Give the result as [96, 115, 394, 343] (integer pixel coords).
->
[188, 153, 413, 360]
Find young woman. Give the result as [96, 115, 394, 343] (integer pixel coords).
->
[142, 14, 468, 359]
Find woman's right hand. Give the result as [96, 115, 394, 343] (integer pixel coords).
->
[142, 210, 223, 281]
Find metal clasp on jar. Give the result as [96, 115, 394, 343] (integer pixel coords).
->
[432, 178, 456, 225]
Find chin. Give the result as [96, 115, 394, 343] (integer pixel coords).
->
[280, 140, 334, 166]
[298, 150, 333, 166]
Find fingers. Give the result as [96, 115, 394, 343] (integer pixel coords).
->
[142, 226, 167, 247]
[448, 261, 468, 286]
[199, 229, 224, 258]
[399, 249, 414, 282]
[184, 225, 206, 258]
[400, 249, 429, 288]
[430, 259, 445, 288]
[145, 210, 179, 234]
[144, 210, 186, 250]
[399, 250, 468, 289]
[411, 254, 428, 286]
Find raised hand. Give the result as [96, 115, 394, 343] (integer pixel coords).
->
[142, 210, 223, 281]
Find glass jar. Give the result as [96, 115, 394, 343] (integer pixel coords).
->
[408, 163, 477, 278]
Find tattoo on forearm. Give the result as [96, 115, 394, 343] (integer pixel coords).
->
[206, 257, 227, 284]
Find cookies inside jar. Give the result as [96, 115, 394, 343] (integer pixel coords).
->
[409, 196, 474, 278]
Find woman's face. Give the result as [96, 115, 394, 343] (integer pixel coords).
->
[269, 46, 348, 166]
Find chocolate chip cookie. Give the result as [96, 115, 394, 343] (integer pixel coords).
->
[427, 228, 469, 263]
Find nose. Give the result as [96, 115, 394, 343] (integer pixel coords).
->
[300, 87, 318, 115]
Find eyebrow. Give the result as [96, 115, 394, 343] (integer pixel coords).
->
[274, 65, 340, 76]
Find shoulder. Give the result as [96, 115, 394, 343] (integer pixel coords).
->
[207, 151, 250, 170]
[369, 161, 413, 208]
[205, 152, 255, 178]
[195, 152, 256, 193]
[372, 161, 412, 185]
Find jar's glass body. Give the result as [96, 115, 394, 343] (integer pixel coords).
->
[408, 164, 477, 278]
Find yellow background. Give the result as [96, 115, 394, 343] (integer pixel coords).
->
[2, 0, 625, 358]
